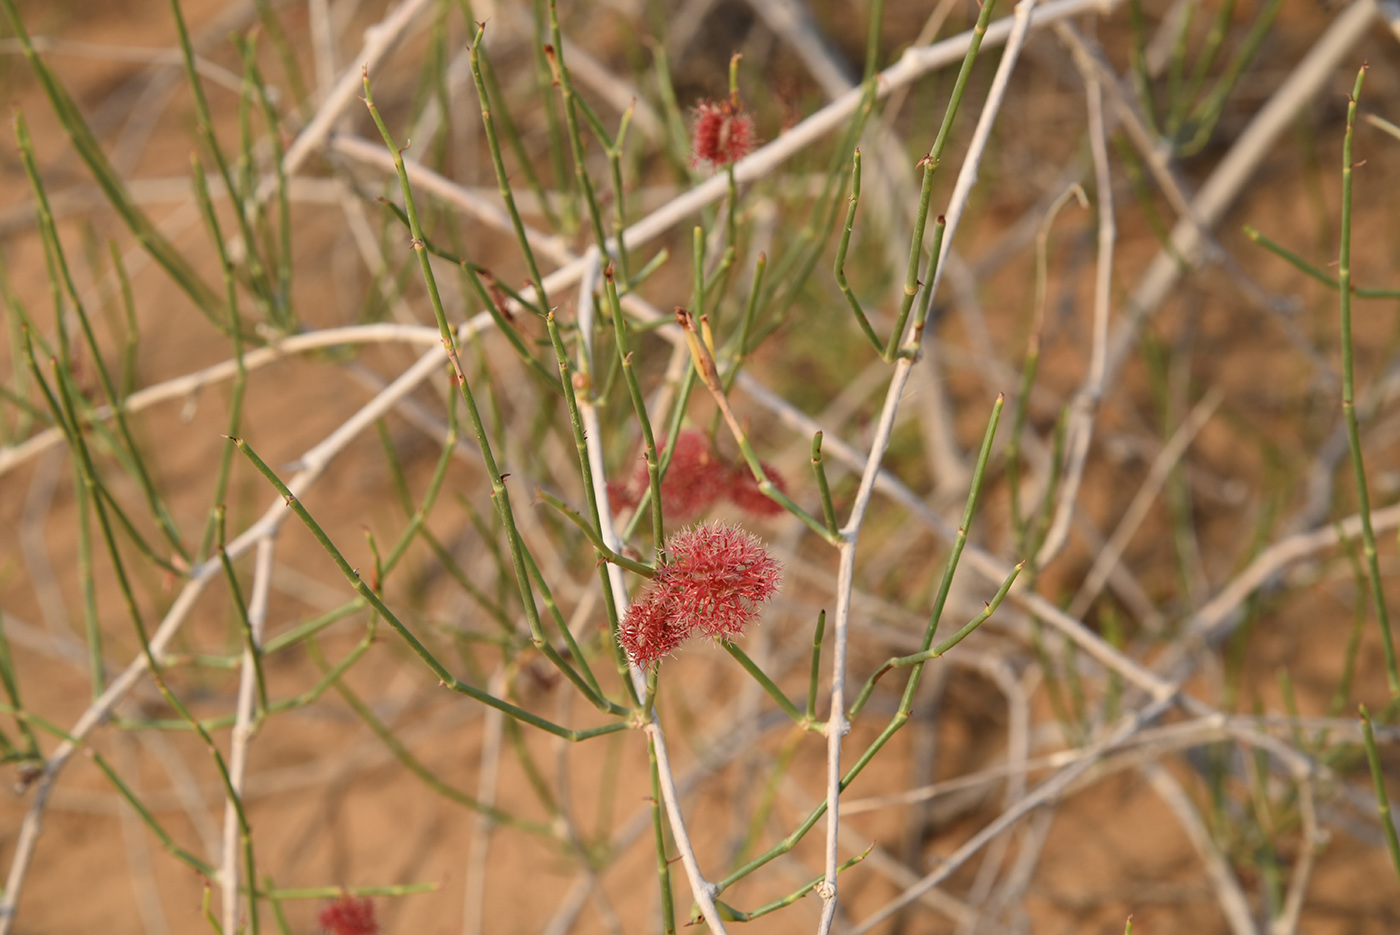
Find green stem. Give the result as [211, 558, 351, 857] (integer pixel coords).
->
[607, 267, 666, 555]
[885, 0, 998, 360]
[1337, 66, 1399, 695]
[1360, 704, 1400, 885]
[14, 111, 191, 564]
[215, 507, 269, 717]
[722, 642, 806, 725]
[1244, 226, 1400, 299]
[233, 435, 628, 743]
[717, 396, 1004, 895]
[168, 0, 280, 328]
[536, 487, 657, 579]
[833, 149, 883, 352]
[545, 4, 613, 256]
[469, 24, 549, 311]
[810, 432, 839, 535]
[317, 643, 555, 834]
[714, 849, 869, 922]
[807, 610, 827, 722]
[0, 0, 223, 321]
[850, 561, 1023, 719]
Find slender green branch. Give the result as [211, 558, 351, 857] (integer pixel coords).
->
[1360, 704, 1400, 884]
[168, 0, 281, 327]
[717, 397, 1005, 895]
[886, 0, 998, 360]
[92, 750, 218, 877]
[713, 849, 869, 922]
[849, 560, 1023, 719]
[543, 311, 635, 686]
[536, 488, 657, 578]
[606, 265, 666, 554]
[676, 307, 837, 544]
[190, 152, 248, 563]
[0, 615, 40, 761]
[545, 3, 613, 255]
[469, 23, 550, 311]
[722, 642, 806, 725]
[810, 432, 839, 535]
[833, 149, 883, 352]
[647, 737, 677, 934]
[316, 643, 555, 834]
[365, 70, 611, 717]
[807, 610, 827, 723]
[215, 507, 269, 717]
[1244, 226, 1400, 299]
[232, 435, 628, 743]
[46, 359, 261, 931]
[724, 252, 766, 389]
[0, 0, 222, 320]
[15, 110, 191, 563]
[1336, 65, 1399, 695]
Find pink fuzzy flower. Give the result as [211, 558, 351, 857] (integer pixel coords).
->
[691, 97, 756, 168]
[609, 429, 792, 522]
[617, 586, 691, 667]
[724, 462, 787, 517]
[608, 430, 728, 523]
[319, 895, 377, 935]
[663, 522, 782, 638]
[619, 522, 781, 666]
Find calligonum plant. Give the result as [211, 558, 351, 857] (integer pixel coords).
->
[1, 1, 1396, 934]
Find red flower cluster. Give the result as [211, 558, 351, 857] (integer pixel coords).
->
[608, 430, 726, 522]
[608, 429, 788, 522]
[319, 895, 377, 935]
[725, 464, 786, 517]
[691, 96, 756, 168]
[619, 522, 781, 667]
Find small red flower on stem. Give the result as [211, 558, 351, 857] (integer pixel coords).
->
[319, 894, 377, 935]
[691, 96, 756, 168]
[724, 462, 787, 517]
[608, 430, 728, 523]
[609, 429, 789, 522]
[619, 521, 781, 667]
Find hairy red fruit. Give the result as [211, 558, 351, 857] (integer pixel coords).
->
[691, 97, 756, 168]
[609, 430, 728, 523]
[609, 429, 791, 522]
[724, 462, 787, 516]
[617, 585, 691, 668]
[619, 522, 781, 666]
[319, 895, 377, 935]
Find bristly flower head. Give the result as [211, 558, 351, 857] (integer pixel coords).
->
[619, 522, 781, 667]
[607, 430, 728, 523]
[662, 522, 782, 638]
[691, 96, 756, 168]
[616, 586, 692, 668]
[724, 462, 787, 517]
[608, 429, 790, 523]
[319, 895, 377, 935]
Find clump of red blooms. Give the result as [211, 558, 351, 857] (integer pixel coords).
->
[619, 521, 781, 667]
[608, 429, 787, 523]
[318, 894, 377, 935]
[724, 462, 786, 517]
[691, 95, 756, 168]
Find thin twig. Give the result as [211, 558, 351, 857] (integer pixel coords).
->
[1143, 763, 1259, 935]
[1100, 0, 1378, 389]
[1068, 389, 1222, 618]
[280, 0, 435, 176]
[221, 536, 275, 933]
[1036, 41, 1114, 568]
[848, 694, 1180, 934]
